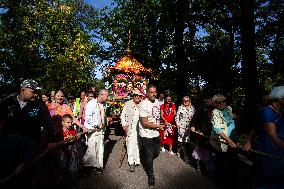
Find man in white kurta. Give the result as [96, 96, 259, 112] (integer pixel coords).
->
[82, 89, 109, 173]
[120, 89, 142, 172]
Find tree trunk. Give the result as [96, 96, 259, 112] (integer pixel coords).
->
[240, 0, 258, 132]
[174, 0, 188, 101]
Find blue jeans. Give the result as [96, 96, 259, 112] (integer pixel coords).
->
[139, 136, 160, 181]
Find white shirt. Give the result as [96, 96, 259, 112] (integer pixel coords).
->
[158, 99, 164, 106]
[139, 98, 160, 138]
[84, 98, 105, 129]
[120, 99, 139, 128]
[17, 95, 27, 109]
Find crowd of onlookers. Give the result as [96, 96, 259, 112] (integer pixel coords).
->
[1, 79, 284, 189]
[0, 80, 98, 189]
[154, 87, 284, 189]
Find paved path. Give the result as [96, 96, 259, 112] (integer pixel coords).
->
[79, 128, 216, 189]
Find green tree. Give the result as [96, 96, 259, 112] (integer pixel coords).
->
[256, 0, 284, 87]
[97, 0, 245, 101]
[0, 0, 101, 97]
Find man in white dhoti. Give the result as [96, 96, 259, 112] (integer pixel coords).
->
[82, 89, 109, 174]
[120, 89, 143, 172]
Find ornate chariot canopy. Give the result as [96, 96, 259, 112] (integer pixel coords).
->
[105, 31, 152, 116]
[107, 48, 152, 75]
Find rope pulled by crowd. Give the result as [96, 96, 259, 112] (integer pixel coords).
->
[192, 130, 283, 160]
[0, 128, 96, 185]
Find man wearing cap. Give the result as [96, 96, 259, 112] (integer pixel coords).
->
[257, 85, 284, 188]
[0, 79, 56, 187]
[1, 79, 56, 148]
[120, 89, 143, 172]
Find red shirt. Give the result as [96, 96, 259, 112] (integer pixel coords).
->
[63, 128, 77, 144]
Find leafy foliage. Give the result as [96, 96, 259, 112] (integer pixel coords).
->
[0, 0, 102, 97]
[96, 0, 282, 102]
[0, 0, 282, 102]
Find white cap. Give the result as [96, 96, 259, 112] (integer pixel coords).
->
[133, 89, 143, 96]
[20, 79, 42, 91]
[269, 86, 284, 100]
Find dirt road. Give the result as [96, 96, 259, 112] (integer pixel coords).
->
[79, 128, 215, 189]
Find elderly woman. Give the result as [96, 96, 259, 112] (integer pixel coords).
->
[175, 96, 195, 163]
[210, 94, 237, 188]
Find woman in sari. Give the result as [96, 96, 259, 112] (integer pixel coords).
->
[49, 89, 87, 137]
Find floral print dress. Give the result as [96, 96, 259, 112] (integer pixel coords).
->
[175, 105, 195, 143]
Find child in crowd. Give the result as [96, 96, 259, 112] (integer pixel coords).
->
[192, 144, 214, 175]
[58, 114, 79, 189]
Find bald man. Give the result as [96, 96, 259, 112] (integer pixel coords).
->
[82, 89, 109, 174]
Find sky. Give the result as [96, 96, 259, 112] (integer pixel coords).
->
[84, 1, 114, 79]
[84, 0, 113, 9]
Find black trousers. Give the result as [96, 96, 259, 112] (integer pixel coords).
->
[139, 136, 160, 180]
[214, 149, 238, 189]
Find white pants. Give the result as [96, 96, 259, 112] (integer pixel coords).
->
[82, 131, 104, 168]
[126, 128, 140, 165]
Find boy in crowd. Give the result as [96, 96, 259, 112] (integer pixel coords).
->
[58, 114, 79, 188]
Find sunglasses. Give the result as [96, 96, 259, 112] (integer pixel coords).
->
[217, 100, 226, 104]
[183, 100, 189, 102]
[134, 94, 143, 98]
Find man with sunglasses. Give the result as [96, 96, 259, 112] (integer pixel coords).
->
[0, 79, 56, 188]
[120, 89, 143, 172]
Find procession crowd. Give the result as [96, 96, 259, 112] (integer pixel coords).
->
[0, 79, 284, 189]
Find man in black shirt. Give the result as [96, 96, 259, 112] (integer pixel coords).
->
[1, 79, 56, 148]
[0, 79, 56, 188]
